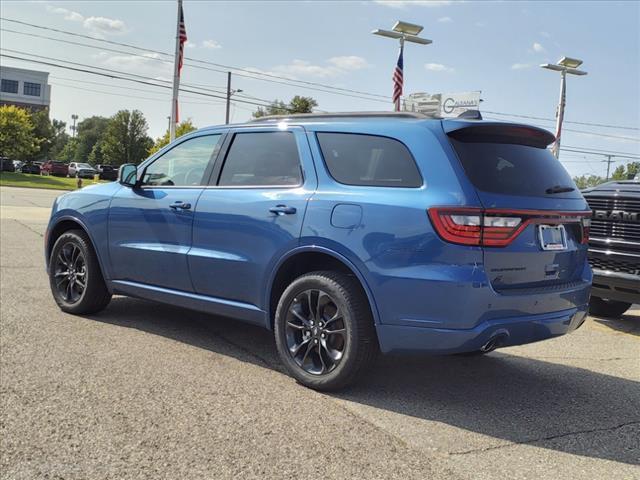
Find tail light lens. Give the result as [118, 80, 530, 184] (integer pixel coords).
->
[428, 207, 591, 247]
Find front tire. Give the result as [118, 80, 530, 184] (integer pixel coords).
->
[274, 271, 377, 391]
[589, 296, 631, 318]
[48, 230, 111, 314]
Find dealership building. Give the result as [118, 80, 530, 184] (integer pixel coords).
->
[0, 66, 51, 112]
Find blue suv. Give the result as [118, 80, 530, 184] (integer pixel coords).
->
[45, 113, 592, 390]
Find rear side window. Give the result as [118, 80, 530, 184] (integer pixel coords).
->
[218, 132, 302, 187]
[317, 133, 422, 188]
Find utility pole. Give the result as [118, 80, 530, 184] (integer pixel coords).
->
[225, 71, 231, 125]
[71, 114, 78, 138]
[604, 154, 616, 181]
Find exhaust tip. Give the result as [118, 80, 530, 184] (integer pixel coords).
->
[480, 333, 508, 353]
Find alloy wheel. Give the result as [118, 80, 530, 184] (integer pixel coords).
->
[285, 289, 347, 375]
[53, 242, 87, 304]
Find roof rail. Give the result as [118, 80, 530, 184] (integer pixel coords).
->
[250, 111, 428, 122]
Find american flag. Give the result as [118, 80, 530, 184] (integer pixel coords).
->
[392, 43, 404, 111]
[177, 3, 187, 73]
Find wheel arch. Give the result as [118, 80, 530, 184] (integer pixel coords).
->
[266, 246, 380, 330]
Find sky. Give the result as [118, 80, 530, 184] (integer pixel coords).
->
[1, 0, 638, 177]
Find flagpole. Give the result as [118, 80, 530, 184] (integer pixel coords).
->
[169, 0, 182, 143]
[551, 69, 566, 159]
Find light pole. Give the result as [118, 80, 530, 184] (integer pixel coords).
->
[71, 114, 78, 138]
[372, 21, 432, 111]
[540, 57, 587, 158]
[225, 71, 243, 124]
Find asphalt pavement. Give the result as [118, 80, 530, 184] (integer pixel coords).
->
[1, 186, 638, 480]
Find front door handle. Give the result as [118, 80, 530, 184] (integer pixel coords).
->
[170, 201, 192, 210]
[269, 204, 297, 215]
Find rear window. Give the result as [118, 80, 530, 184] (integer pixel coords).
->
[450, 138, 576, 197]
[317, 132, 422, 188]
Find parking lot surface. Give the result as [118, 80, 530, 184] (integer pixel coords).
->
[1, 186, 639, 479]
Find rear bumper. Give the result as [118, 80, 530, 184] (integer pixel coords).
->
[591, 270, 640, 304]
[376, 304, 588, 354]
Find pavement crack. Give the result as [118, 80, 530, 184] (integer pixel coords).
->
[11, 218, 44, 238]
[450, 420, 640, 456]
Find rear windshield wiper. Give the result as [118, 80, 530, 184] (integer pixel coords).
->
[545, 185, 575, 194]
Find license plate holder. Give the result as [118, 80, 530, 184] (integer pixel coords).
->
[538, 224, 567, 251]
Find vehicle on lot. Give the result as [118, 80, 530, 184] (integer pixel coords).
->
[583, 180, 640, 317]
[96, 164, 118, 181]
[69, 162, 97, 179]
[1, 157, 16, 172]
[45, 112, 592, 390]
[41, 160, 69, 177]
[20, 162, 42, 175]
[13, 160, 23, 171]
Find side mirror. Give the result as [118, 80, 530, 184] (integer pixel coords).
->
[119, 164, 138, 187]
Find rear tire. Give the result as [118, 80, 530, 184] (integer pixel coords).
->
[589, 296, 631, 318]
[48, 230, 111, 315]
[274, 271, 377, 391]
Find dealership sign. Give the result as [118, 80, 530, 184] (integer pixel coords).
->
[404, 91, 482, 118]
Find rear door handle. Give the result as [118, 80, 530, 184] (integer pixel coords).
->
[170, 201, 192, 210]
[269, 205, 297, 215]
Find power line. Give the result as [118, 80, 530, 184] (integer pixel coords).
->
[484, 110, 639, 132]
[0, 18, 392, 103]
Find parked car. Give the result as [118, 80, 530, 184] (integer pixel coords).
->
[69, 162, 97, 179]
[21, 162, 42, 175]
[583, 180, 640, 317]
[1, 157, 16, 172]
[44, 113, 592, 390]
[13, 160, 23, 171]
[96, 164, 118, 181]
[41, 161, 69, 177]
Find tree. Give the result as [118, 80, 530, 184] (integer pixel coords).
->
[49, 119, 70, 160]
[0, 105, 39, 159]
[57, 138, 78, 163]
[611, 161, 640, 181]
[253, 95, 318, 118]
[100, 110, 153, 166]
[573, 174, 605, 190]
[27, 110, 53, 161]
[148, 119, 197, 155]
[74, 116, 109, 163]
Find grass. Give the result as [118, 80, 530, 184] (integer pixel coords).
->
[0, 172, 109, 191]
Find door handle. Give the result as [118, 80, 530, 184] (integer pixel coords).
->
[269, 204, 297, 215]
[170, 201, 192, 210]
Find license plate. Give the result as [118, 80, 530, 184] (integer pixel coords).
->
[538, 225, 567, 251]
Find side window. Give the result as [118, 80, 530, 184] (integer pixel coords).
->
[142, 134, 222, 187]
[317, 132, 422, 187]
[218, 132, 302, 187]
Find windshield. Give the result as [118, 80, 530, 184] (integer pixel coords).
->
[77, 163, 93, 169]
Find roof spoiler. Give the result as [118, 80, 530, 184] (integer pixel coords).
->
[445, 123, 555, 148]
[456, 110, 483, 120]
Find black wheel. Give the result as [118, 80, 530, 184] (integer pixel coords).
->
[589, 296, 631, 318]
[48, 230, 111, 314]
[274, 271, 377, 391]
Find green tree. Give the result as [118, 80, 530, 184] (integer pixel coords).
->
[49, 119, 70, 160]
[0, 105, 39, 159]
[100, 110, 153, 166]
[253, 95, 318, 118]
[57, 138, 78, 163]
[573, 174, 605, 189]
[611, 161, 640, 181]
[74, 116, 109, 163]
[26, 110, 53, 161]
[148, 119, 197, 155]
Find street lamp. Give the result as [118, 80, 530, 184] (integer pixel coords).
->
[541, 57, 588, 158]
[372, 21, 432, 111]
[71, 114, 79, 138]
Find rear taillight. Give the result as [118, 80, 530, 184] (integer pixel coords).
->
[428, 207, 591, 247]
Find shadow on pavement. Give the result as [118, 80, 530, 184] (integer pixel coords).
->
[591, 311, 639, 336]
[90, 296, 640, 466]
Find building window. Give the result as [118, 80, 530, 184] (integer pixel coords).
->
[23, 82, 42, 97]
[1, 79, 19, 94]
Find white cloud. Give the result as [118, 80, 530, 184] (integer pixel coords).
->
[374, 0, 453, 8]
[511, 63, 532, 70]
[98, 52, 171, 77]
[185, 41, 196, 49]
[202, 39, 222, 49]
[532, 42, 545, 53]
[425, 62, 454, 72]
[327, 56, 369, 71]
[437, 16, 453, 23]
[83, 16, 127, 35]
[46, 5, 84, 21]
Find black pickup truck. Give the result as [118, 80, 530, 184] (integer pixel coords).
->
[583, 180, 640, 317]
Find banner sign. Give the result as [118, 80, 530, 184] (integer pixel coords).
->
[404, 91, 482, 118]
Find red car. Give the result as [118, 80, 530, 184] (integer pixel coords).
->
[41, 161, 69, 177]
